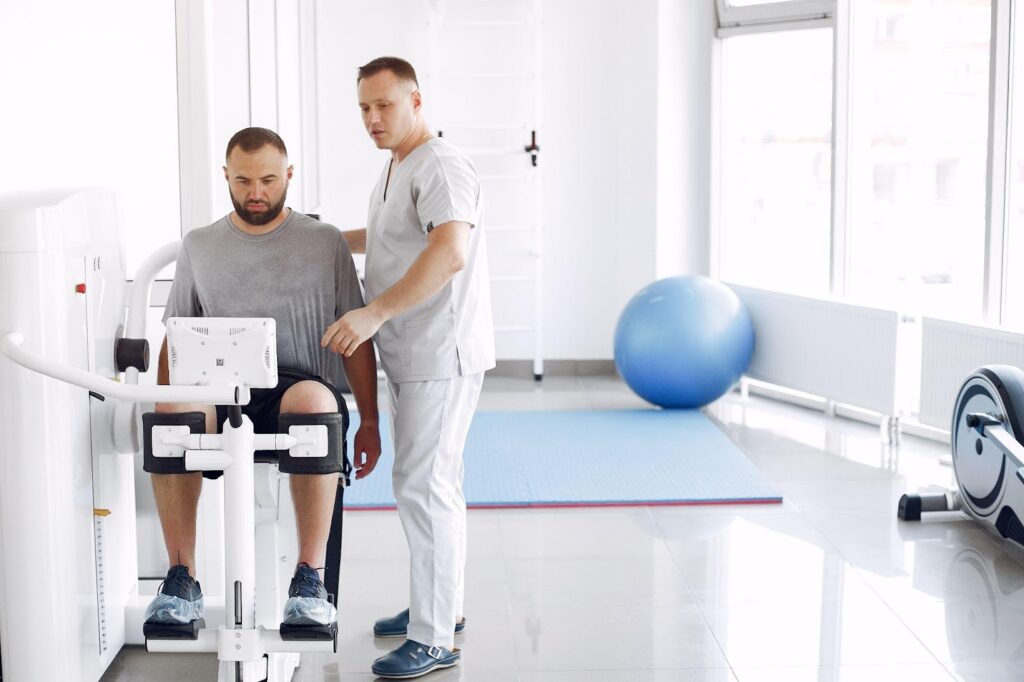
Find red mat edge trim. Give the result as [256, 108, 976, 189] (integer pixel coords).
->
[345, 498, 784, 511]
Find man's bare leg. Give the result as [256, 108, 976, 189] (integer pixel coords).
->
[151, 402, 217, 578]
[280, 382, 341, 575]
[291, 472, 340, 570]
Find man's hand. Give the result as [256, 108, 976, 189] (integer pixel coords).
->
[352, 422, 382, 479]
[322, 306, 385, 357]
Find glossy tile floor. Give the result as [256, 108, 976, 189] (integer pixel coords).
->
[102, 374, 1024, 681]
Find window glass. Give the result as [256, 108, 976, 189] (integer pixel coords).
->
[845, 0, 990, 318]
[719, 28, 834, 296]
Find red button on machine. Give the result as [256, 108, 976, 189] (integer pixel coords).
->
[75, 283, 86, 294]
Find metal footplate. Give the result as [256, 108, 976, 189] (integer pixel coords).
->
[143, 618, 205, 640]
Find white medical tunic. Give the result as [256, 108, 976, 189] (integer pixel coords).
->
[364, 137, 495, 382]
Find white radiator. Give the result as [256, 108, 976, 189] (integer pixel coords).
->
[919, 317, 1024, 429]
[729, 285, 900, 415]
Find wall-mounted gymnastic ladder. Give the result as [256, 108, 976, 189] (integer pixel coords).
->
[427, 0, 545, 380]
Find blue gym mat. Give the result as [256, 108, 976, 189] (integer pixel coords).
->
[343, 409, 781, 509]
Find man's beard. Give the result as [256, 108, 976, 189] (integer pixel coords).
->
[232, 190, 287, 226]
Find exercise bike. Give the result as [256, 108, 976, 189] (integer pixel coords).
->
[899, 365, 1024, 548]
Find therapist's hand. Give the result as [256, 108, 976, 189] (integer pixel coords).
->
[352, 422, 382, 479]
[322, 307, 384, 357]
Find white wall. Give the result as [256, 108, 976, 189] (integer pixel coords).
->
[316, 0, 433, 228]
[0, 0, 180, 275]
[0, 0, 716, 360]
[317, 0, 715, 360]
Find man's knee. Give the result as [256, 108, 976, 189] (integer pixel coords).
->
[280, 381, 338, 414]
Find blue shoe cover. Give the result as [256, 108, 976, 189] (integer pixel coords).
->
[144, 593, 205, 624]
[282, 596, 337, 626]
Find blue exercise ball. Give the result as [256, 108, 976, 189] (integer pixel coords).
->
[614, 276, 754, 409]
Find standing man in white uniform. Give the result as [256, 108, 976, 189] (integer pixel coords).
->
[322, 56, 494, 679]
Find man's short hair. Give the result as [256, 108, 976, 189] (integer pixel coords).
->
[357, 57, 419, 87]
[225, 127, 288, 161]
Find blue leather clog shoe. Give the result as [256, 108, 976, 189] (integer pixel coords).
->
[371, 639, 461, 679]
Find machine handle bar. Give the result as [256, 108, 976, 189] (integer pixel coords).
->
[0, 332, 250, 405]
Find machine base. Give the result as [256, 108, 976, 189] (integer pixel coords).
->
[898, 494, 922, 521]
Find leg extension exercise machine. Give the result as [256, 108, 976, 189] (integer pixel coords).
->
[0, 189, 343, 681]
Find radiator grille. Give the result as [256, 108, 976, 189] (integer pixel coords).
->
[729, 284, 900, 415]
[919, 318, 1024, 428]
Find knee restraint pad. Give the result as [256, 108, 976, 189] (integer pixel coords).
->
[277, 412, 345, 475]
[143, 411, 207, 474]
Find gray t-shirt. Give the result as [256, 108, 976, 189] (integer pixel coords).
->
[163, 210, 364, 388]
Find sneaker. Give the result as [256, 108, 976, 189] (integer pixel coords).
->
[371, 639, 461, 679]
[144, 565, 204, 624]
[374, 608, 466, 638]
[282, 563, 337, 626]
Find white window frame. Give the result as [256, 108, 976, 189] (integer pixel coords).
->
[716, 0, 833, 37]
[986, 0, 1012, 324]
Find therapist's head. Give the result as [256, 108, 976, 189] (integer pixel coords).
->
[357, 57, 424, 152]
[223, 127, 293, 227]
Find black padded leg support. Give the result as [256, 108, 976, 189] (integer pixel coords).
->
[280, 621, 338, 647]
[144, 618, 205, 641]
[277, 412, 344, 475]
[143, 411, 206, 474]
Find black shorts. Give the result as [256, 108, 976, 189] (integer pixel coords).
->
[204, 367, 350, 480]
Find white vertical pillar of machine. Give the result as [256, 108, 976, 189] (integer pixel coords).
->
[219, 415, 260, 682]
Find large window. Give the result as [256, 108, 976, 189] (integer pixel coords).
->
[1004, 5, 1024, 331]
[716, 0, 993, 322]
[718, 28, 834, 296]
[844, 0, 991, 319]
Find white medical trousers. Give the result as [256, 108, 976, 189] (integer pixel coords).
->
[386, 372, 484, 648]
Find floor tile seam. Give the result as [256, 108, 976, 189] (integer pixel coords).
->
[666, 568, 743, 677]
[515, 663, 739, 672]
[496, 557, 514, 612]
[493, 602, 526, 673]
[518, 666, 739, 674]
[770, 475, 907, 484]
[785, 511, 906, 520]
[729, 663, 956, 680]
[801, 510, 901, 544]
[757, 473, 904, 482]
[643, 515, 705, 597]
[932, 653, 1024, 665]
[823, 533, 955, 672]
[938, 661, 968, 681]
[936, 659, 1024, 679]
[497, 550, 679, 561]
